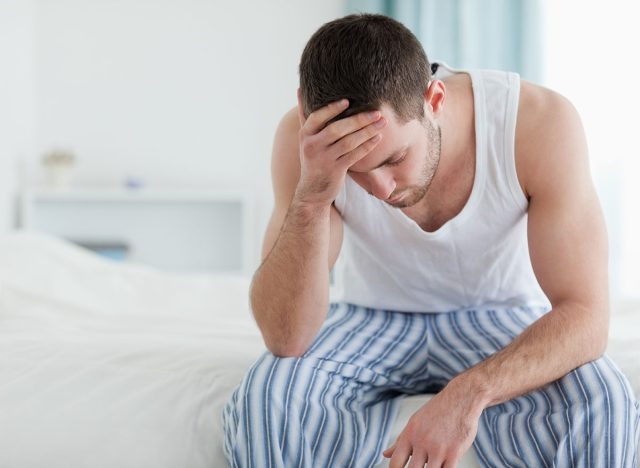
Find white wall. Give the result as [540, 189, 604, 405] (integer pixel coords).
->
[0, 0, 36, 231]
[542, 0, 640, 301]
[3, 0, 344, 265]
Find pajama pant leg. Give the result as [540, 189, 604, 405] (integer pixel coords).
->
[426, 305, 640, 468]
[221, 302, 437, 468]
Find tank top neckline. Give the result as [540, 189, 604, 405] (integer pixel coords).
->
[377, 66, 487, 239]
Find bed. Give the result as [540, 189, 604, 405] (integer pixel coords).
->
[0, 231, 638, 467]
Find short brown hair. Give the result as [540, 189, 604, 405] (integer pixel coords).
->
[299, 13, 432, 124]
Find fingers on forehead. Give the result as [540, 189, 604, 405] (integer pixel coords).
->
[329, 109, 381, 134]
[305, 99, 349, 132]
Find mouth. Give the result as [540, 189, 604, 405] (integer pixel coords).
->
[387, 193, 404, 204]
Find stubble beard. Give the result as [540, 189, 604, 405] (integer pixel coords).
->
[390, 119, 442, 208]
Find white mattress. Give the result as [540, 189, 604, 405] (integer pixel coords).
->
[0, 231, 637, 468]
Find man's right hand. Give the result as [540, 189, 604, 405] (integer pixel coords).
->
[294, 89, 387, 207]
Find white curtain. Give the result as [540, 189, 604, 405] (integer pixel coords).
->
[346, 0, 544, 82]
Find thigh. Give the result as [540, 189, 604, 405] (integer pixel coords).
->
[425, 305, 550, 383]
[223, 302, 430, 467]
[473, 354, 640, 467]
[301, 302, 434, 392]
[223, 349, 406, 467]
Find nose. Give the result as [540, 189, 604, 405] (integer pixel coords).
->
[368, 170, 396, 200]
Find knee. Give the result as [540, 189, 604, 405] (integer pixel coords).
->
[559, 355, 639, 430]
[223, 352, 298, 429]
[576, 356, 636, 403]
[222, 353, 305, 464]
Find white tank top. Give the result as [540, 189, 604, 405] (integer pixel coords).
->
[331, 63, 551, 313]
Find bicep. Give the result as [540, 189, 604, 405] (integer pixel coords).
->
[519, 88, 608, 311]
[527, 168, 608, 309]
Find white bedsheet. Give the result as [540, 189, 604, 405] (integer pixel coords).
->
[0, 231, 637, 468]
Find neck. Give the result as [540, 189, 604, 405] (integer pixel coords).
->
[437, 76, 476, 179]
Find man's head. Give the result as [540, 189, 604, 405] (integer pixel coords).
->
[299, 13, 432, 123]
[299, 14, 445, 208]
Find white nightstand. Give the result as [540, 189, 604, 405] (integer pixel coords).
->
[17, 186, 255, 275]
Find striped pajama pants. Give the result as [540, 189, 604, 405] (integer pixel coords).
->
[222, 302, 640, 467]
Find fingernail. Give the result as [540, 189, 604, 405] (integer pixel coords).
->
[338, 99, 349, 108]
[368, 111, 380, 120]
[374, 118, 386, 128]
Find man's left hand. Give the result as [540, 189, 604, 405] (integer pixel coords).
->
[382, 381, 484, 467]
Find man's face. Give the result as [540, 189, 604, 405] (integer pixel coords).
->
[347, 103, 441, 208]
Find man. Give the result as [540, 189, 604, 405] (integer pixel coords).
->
[223, 13, 639, 467]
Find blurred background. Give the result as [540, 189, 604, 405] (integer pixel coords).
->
[0, 0, 638, 303]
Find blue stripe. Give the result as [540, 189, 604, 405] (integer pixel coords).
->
[539, 384, 561, 448]
[428, 311, 472, 373]
[490, 405, 514, 467]
[483, 309, 528, 461]
[512, 325, 553, 467]
[366, 396, 395, 467]
[432, 310, 510, 466]
[343, 310, 399, 467]
[483, 308, 549, 466]
[555, 377, 577, 468]
[263, 356, 281, 468]
[365, 311, 413, 380]
[325, 308, 412, 464]
[573, 366, 594, 467]
[467, 309, 522, 466]
[223, 303, 638, 467]
[592, 360, 614, 466]
[396, 314, 431, 389]
[243, 352, 270, 467]
[325, 308, 385, 465]
[604, 354, 631, 465]
[391, 314, 429, 389]
[280, 357, 301, 458]
[296, 303, 359, 467]
[475, 308, 547, 466]
[310, 307, 375, 458]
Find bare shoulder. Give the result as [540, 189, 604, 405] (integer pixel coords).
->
[277, 106, 301, 139]
[270, 106, 302, 206]
[515, 80, 588, 200]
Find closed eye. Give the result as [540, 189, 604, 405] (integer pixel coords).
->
[386, 154, 406, 166]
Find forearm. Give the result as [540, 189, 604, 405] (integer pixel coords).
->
[250, 196, 331, 357]
[448, 301, 609, 411]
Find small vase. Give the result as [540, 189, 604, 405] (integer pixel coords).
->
[45, 165, 74, 189]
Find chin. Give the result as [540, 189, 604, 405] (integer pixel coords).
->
[388, 196, 418, 208]
[390, 188, 426, 208]
[391, 199, 417, 208]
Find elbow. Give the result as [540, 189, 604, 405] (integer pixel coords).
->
[251, 301, 313, 358]
[561, 299, 610, 362]
[585, 319, 609, 362]
[592, 334, 608, 361]
[264, 338, 310, 358]
[249, 283, 323, 359]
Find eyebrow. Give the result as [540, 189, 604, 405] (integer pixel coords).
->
[346, 146, 407, 174]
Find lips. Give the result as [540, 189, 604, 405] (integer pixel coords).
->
[388, 193, 404, 204]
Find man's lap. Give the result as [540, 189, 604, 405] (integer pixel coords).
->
[223, 302, 639, 467]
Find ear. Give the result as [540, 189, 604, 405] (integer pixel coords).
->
[296, 88, 307, 127]
[424, 80, 446, 115]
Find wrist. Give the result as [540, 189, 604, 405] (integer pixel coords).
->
[292, 188, 333, 212]
[446, 371, 493, 414]
[283, 195, 331, 232]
